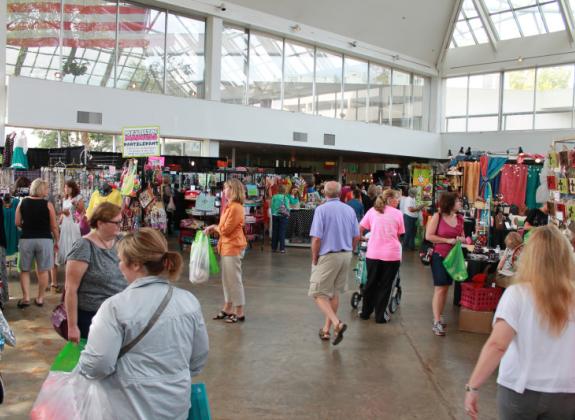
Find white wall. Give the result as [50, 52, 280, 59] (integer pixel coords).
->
[442, 129, 575, 157]
[7, 76, 442, 159]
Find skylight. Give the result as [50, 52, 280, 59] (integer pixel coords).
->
[451, 0, 490, 47]
[484, 0, 566, 40]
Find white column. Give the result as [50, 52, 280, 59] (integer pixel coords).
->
[337, 155, 344, 183]
[231, 147, 236, 167]
[204, 16, 222, 102]
[428, 76, 443, 135]
[201, 139, 220, 157]
[0, 0, 8, 144]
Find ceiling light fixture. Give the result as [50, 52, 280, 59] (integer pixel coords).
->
[216, 3, 226, 12]
[290, 24, 301, 32]
[517, 56, 523, 63]
[349, 41, 357, 48]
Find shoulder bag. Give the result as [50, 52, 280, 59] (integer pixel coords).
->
[419, 214, 439, 266]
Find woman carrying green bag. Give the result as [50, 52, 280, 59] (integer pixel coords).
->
[426, 192, 466, 337]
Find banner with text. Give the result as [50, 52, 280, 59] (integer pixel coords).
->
[122, 127, 160, 157]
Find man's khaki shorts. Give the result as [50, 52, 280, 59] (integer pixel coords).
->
[308, 252, 352, 298]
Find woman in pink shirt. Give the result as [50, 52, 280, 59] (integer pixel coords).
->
[359, 189, 405, 323]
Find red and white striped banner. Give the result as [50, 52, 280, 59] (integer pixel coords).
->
[7, 0, 152, 48]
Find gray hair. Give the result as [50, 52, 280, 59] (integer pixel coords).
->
[324, 181, 341, 199]
[408, 187, 418, 198]
[29, 179, 48, 197]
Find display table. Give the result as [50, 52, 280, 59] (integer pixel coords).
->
[286, 208, 315, 247]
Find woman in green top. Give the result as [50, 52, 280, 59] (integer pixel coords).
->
[271, 185, 291, 253]
[288, 187, 301, 208]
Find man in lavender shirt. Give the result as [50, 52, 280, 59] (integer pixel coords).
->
[308, 181, 360, 345]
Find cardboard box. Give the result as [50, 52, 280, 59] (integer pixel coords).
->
[459, 308, 494, 334]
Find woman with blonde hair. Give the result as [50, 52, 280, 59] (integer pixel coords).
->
[358, 190, 405, 323]
[76, 227, 209, 419]
[204, 178, 248, 323]
[464, 225, 575, 419]
[15, 178, 59, 308]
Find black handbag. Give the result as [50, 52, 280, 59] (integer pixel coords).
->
[419, 240, 434, 265]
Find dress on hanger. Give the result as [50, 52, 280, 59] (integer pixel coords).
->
[2, 133, 15, 168]
[462, 161, 481, 203]
[10, 132, 29, 170]
[58, 195, 83, 266]
[499, 164, 528, 208]
[3, 198, 19, 256]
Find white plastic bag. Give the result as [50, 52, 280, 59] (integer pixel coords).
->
[30, 371, 114, 420]
[189, 232, 210, 284]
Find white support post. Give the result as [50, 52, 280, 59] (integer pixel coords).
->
[558, 0, 575, 45]
[474, 0, 499, 51]
[205, 16, 223, 101]
[0, 0, 7, 144]
[437, 0, 464, 69]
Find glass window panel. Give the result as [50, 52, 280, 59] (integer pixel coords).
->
[509, 0, 536, 8]
[536, 65, 574, 113]
[450, 40, 456, 49]
[515, 6, 545, 36]
[342, 57, 368, 121]
[469, 18, 489, 43]
[445, 76, 468, 117]
[540, 2, 565, 32]
[571, 0, 575, 23]
[315, 49, 342, 118]
[367, 63, 391, 125]
[491, 11, 522, 39]
[6, 0, 61, 80]
[412, 75, 428, 131]
[504, 113, 534, 130]
[468, 116, 499, 131]
[183, 139, 202, 156]
[468, 73, 500, 115]
[503, 69, 535, 113]
[247, 32, 283, 109]
[462, 0, 479, 18]
[535, 112, 573, 129]
[283, 40, 314, 114]
[221, 25, 248, 104]
[453, 21, 476, 47]
[116, 3, 165, 93]
[484, 0, 512, 13]
[391, 70, 411, 128]
[446, 117, 467, 132]
[162, 138, 184, 156]
[165, 13, 205, 98]
[61, 0, 117, 87]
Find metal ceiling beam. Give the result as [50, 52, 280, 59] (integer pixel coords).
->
[474, 0, 499, 51]
[437, 0, 464, 70]
[558, 0, 575, 45]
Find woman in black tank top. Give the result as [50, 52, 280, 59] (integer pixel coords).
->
[15, 179, 59, 308]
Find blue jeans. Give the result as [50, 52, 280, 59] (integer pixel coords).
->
[402, 214, 418, 250]
[271, 215, 288, 251]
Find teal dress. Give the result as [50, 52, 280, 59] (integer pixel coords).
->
[3, 198, 20, 256]
[525, 166, 541, 210]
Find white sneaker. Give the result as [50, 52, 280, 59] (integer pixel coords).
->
[433, 321, 446, 336]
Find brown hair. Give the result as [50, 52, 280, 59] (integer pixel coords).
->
[89, 202, 122, 229]
[504, 231, 523, 250]
[438, 192, 459, 215]
[515, 225, 575, 335]
[118, 228, 183, 280]
[373, 189, 399, 213]
[367, 184, 378, 199]
[225, 178, 245, 204]
[64, 180, 80, 199]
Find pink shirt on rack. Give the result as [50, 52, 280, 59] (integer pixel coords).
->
[360, 206, 405, 262]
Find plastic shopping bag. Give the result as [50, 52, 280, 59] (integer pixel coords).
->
[207, 241, 220, 275]
[188, 383, 212, 420]
[30, 371, 113, 420]
[189, 231, 211, 284]
[442, 241, 468, 282]
[50, 340, 87, 372]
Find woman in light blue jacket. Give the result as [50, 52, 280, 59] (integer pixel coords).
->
[77, 228, 209, 419]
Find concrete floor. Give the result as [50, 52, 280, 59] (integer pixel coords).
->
[0, 245, 498, 419]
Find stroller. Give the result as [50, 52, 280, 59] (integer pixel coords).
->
[351, 240, 402, 321]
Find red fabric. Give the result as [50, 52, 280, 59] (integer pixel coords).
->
[499, 164, 528, 207]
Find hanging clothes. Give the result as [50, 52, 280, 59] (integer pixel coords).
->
[3, 197, 19, 256]
[2, 132, 15, 168]
[491, 172, 502, 198]
[10, 132, 29, 170]
[525, 166, 542, 209]
[462, 161, 481, 203]
[499, 164, 528, 208]
[86, 188, 122, 219]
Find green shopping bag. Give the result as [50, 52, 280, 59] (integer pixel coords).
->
[188, 383, 212, 420]
[414, 224, 424, 249]
[50, 340, 87, 372]
[442, 241, 468, 282]
[193, 231, 220, 276]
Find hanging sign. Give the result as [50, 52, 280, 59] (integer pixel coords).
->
[122, 126, 160, 157]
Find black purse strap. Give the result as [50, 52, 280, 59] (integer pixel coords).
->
[118, 285, 173, 358]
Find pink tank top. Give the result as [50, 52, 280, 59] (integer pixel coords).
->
[434, 214, 464, 258]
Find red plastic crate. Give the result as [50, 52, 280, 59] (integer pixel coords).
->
[460, 283, 503, 311]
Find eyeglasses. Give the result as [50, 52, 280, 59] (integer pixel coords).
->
[105, 220, 122, 227]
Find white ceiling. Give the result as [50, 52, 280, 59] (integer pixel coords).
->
[227, 0, 456, 64]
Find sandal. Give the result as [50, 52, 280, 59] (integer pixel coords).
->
[225, 314, 246, 323]
[213, 311, 230, 320]
[17, 299, 30, 309]
[34, 298, 44, 307]
[332, 322, 347, 346]
[51, 285, 63, 293]
[318, 329, 330, 341]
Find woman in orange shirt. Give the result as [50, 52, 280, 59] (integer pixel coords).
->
[205, 179, 247, 323]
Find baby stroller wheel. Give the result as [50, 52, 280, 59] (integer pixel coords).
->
[390, 286, 402, 313]
[351, 292, 361, 309]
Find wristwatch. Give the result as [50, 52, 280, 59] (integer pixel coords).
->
[465, 384, 479, 393]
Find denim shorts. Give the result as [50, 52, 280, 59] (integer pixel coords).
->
[430, 252, 453, 286]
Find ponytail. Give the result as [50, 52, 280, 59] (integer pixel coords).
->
[161, 252, 183, 280]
